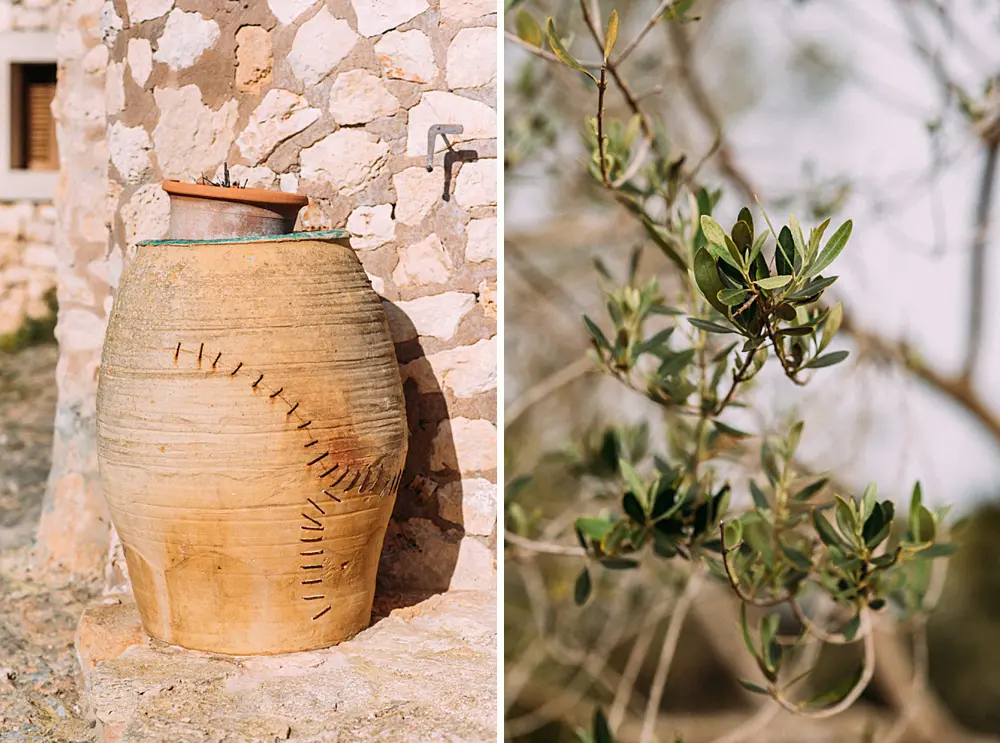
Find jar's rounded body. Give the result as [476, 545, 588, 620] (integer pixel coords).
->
[97, 233, 407, 655]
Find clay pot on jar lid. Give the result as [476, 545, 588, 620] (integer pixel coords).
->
[161, 180, 309, 241]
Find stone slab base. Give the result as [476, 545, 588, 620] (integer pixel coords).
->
[76, 591, 497, 742]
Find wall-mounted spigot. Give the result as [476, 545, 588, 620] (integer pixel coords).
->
[426, 124, 464, 171]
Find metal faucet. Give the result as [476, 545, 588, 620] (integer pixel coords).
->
[426, 124, 464, 171]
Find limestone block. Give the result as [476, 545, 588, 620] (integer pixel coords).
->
[440, 0, 496, 23]
[99, 1, 123, 47]
[299, 130, 389, 196]
[328, 70, 399, 125]
[55, 309, 108, 352]
[120, 183, 170, 246]
[152, 9, 219, 70]
[454, 159, 496, 209]
[125, 0, 172, 24]
[126, 38, 152, 87]
[437, 478, 497, 536]
[152, 85, 239, 180]
[288, 8, 358, 87]
[430, 417, 497, 473]
[267, 0, 316, 25]
[446, 27, 496, 89]
[346, 204, 395, 251]
[393, 166, 441, 226]
[464, 217, 496, 262]
[234, 26, 272, 93]
[384, 292, 476, 342]
[351, 0, 428, 36]
[392, 233, 452, 286]
[235, 89, 319, 164]
[104, 61, 124, 115]
[450, 536, 496, 590]
[400, 336, 496, 398]
[107, 123, 152, 185]
[375, 29, 436, 83]
[478, 278, 496, 319]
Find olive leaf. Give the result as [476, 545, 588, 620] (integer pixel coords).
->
[603, 10, 619, 61]
[574, 568, 592, 605]
[546, 18, 597, 81]
[756, 275, 792, 290]
[807, 220, 853, 277]
[516, 9, 543, 47]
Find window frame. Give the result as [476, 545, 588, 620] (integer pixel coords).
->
[0, 32, 58, 201]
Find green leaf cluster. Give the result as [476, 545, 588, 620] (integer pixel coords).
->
[691, 206, 851, 381]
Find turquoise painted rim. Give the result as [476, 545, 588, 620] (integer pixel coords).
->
[138, 229, 351, 247]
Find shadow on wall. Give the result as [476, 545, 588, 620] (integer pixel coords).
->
[372, 301, 465, 618]
[442, 150, 479, 202]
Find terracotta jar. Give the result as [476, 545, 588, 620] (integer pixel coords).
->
[161, 180, 309, 240]
[96, 230, 408, 654]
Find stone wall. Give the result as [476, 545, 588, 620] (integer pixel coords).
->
[0, 0, 59, 30]
[0, 202, 57, 334]
[48, 0, 497, 593]
[0, 0, 60, 337]
[32, 0, 114, 578]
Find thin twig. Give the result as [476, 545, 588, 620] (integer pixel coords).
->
[505, 576, 639, 738]
[639, 566, 706, 743]
[506, 355, 596, 427]
[880, 617, 928, 743]
[719, 526, 792, 607]
[505, 530, 586, 557]
[504, 30, 601, 67]
[840, 308, 1000, 448]
[611, 134, 652, 187]
[712, 349, 757, 416]
[597, 64, 611, 186]
[608, 614, 662, 731]
[614, 0, 682, 64]
[706, 703, 781, 743]
[962, 137, 999, 382]
[503, 638, 547, 716]
[579, 0, 654, 140]
[790, 597, 871, 645]
[770, 610, 876, 719]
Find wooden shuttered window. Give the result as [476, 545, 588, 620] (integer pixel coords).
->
[10, 63, 58, 171]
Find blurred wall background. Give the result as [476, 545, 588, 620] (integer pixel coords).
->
[0, 0, 59, 341]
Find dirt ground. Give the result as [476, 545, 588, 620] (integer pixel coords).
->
[0, 343, 99, 741]
[1, 344, 58, 553]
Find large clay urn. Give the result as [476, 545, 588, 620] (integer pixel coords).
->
[96, 226, 408, 654]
